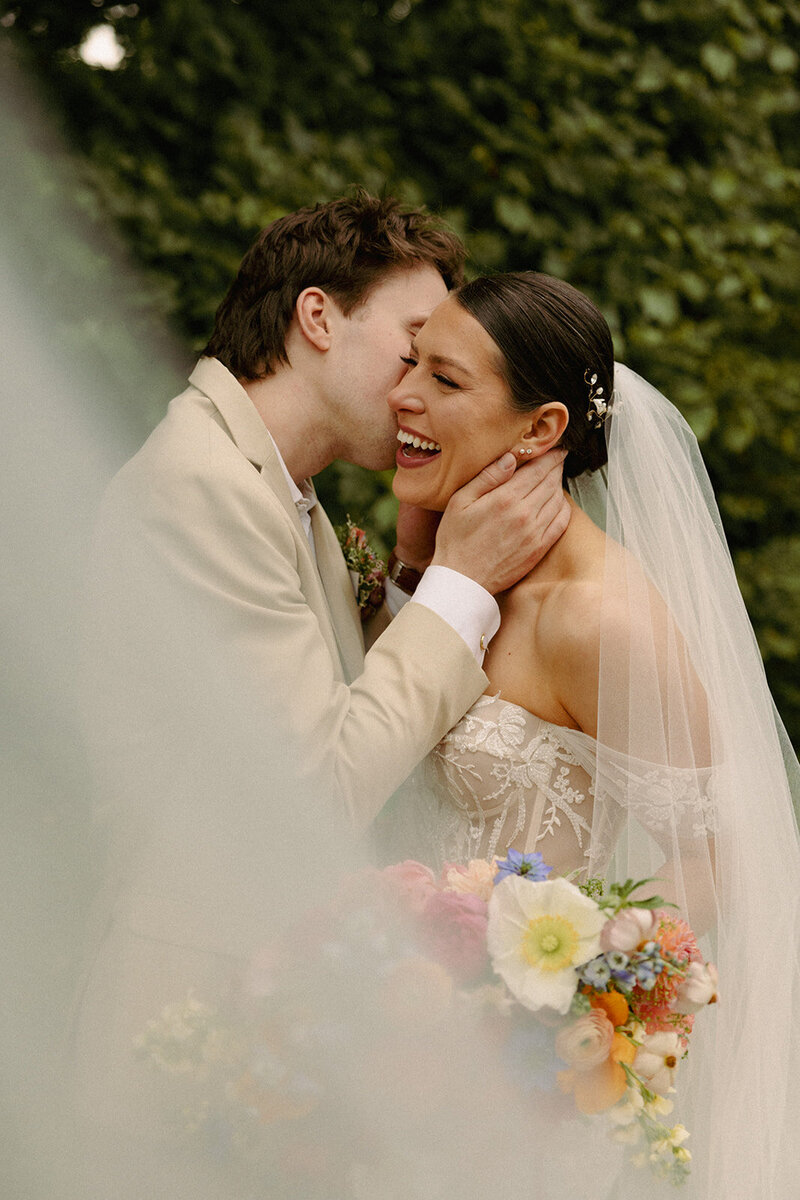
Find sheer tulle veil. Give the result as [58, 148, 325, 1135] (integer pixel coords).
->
[570, 363, 800, 1198]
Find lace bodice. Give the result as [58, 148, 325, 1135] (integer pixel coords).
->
[423, 694, 717, 874]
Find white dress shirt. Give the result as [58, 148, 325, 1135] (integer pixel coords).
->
[267, 434, 500, 664]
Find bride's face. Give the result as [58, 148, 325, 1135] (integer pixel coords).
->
[387, 297, 532, 511]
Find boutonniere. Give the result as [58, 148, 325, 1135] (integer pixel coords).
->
[336, 516, 386, 622]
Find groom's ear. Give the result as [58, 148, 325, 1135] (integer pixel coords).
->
[295, 287, 334, 352]
[519, 403, 570, 457]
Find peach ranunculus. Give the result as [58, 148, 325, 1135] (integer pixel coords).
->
[555, 1010, 615, 1071]
[558, 1031, 637, 1114]
[381, 860, 441, 915]
[442, 858, 498, 902]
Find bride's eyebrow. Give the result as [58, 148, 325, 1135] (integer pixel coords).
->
[409, 338, 475, 380]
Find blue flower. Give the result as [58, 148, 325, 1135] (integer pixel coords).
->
[606, 951, 629, 971]
[494, 849, 552, 884]
[578, 957, 612, 988]
[634, 963, 658, 990]
[632, 942, 669, 977]
[610, 968, 637, 992]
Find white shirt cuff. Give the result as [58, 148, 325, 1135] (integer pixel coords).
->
[385, 577, 412, 618]
[409, 565, 500, 665]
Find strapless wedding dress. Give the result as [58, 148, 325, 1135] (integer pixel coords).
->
[421, 693, 717, 875]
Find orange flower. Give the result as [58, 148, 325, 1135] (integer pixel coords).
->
[589, 989, 629, 1028]
[558, 1032, 636, 1114]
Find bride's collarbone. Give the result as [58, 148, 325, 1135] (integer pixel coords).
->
[485, 578, 601, 733]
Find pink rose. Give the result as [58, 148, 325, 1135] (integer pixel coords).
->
[600, 907, 659, 953]
[417, 890, 489, 983]
[673, 961, 719, 1014]
[555, 1010, 615, 1070]
[382, 860, 440, 915]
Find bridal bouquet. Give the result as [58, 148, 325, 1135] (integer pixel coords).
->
[136, 853, 717, 1192]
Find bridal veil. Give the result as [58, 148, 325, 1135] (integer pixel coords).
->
[570, 363, 800, 1198]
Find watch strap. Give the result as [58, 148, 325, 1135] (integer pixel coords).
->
[387, 550, 423, 595]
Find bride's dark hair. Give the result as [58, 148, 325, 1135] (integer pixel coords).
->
[455, 272, 613, 479]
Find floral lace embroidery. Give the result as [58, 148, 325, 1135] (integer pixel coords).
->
[603, 761, 718, 840]
[424, 695, 717, 871]
[426, 695, 594, 868]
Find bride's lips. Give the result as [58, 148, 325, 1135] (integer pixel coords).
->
[395, 444, 441, 468]
[396, 426, 442, 469]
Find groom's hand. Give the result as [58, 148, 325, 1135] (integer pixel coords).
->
[431, 447, 570, 595]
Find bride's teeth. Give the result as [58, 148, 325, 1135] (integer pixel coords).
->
[396, 430, 442, 452]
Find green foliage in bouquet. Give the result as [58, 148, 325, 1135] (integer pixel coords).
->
[6, 0, 800, 745]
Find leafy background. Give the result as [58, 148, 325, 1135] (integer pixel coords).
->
[4, 0, 799, 746]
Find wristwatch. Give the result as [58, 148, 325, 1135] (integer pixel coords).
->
[387, 551, 423, 595]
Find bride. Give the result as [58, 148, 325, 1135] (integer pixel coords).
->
[384, 271, 800, 1199]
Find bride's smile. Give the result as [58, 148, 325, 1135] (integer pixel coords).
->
[388, 296, 564, 512]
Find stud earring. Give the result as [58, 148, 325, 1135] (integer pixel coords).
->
[516, 446, 534, 457]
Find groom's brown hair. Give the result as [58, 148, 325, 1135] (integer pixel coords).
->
[203, 190, 465, 380]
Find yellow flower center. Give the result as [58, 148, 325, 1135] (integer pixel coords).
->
[522, 915, 580, 972]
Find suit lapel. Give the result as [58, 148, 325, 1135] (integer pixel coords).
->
[188, 358, 365, 683]
[311, 500, 365, 684]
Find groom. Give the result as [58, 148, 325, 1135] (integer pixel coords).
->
[81, 189, 571, 1002]
[74, 194, 570, 1193]
[86, 192, 568, 854]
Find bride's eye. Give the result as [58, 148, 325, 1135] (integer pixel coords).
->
[400, 355, 417, 367]
[433, 372, 459, 389]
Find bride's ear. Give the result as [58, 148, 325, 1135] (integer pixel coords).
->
[518, 403, 569, 457]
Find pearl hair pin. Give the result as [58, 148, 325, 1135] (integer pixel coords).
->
[585, 368, 610, 426]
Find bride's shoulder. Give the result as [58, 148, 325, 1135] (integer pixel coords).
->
[541, 554, 665, 661]
[537, 552, 663, 736]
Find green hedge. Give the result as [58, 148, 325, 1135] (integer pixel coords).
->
[7, 0, 800, 744]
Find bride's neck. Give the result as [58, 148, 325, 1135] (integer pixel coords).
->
[519, 493, 603, 587]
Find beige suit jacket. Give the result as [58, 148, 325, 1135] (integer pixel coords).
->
[83, 357, 487, 956]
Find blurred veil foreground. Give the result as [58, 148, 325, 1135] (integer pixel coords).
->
[0, 51, 556, 1200]
[0, 49, 374, 1200]
[4, 47, 800, 1200]
[0, 48, 336, 1199]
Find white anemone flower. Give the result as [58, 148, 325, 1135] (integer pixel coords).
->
[487, 874, 605, 1014]
[634, 1030, 683, 1095]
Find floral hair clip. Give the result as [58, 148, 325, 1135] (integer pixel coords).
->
[585, 368, 610, 427]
